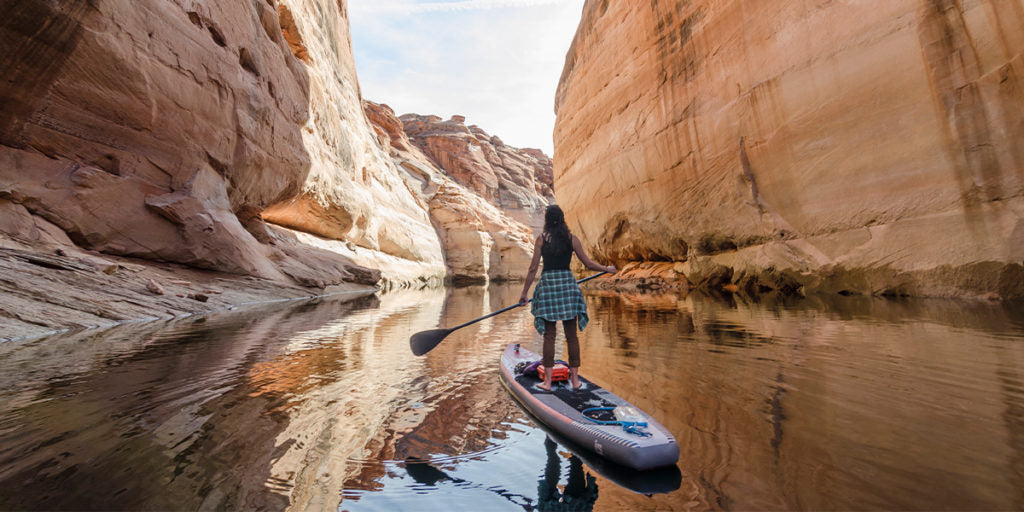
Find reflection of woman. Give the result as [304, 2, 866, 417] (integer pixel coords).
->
[537, 437, 598, 511]
[519, 205, 616, 391]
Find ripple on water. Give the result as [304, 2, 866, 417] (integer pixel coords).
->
[1, 288, 1024, 511]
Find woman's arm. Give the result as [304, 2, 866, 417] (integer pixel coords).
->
[519, 236, 543, 304]
[572, 234, 617, 273]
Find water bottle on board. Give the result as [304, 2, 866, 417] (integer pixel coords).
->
[613, 406, 644, 424]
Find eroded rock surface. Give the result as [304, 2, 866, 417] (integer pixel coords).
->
[0, 238, 375, 342]
[554, 0, 1024, 299]
[0, 0, 393, 289]
[365, 101, 537, 284]
[0, 0, 555, 338]
[400, 113, 554, 234]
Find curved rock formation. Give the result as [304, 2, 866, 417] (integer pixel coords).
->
[400, 113, 554, 234]
[0, 0, 552, 293]
[365, 101, 536, 284]
[554, 0, 1024, 299]
[0, 0, 393, 287]
[255, 1, 447, 279]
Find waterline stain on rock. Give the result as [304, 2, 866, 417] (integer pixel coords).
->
[554, 0, 1024, 300]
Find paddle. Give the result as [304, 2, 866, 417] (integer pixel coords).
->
[410, 271, 609, 356]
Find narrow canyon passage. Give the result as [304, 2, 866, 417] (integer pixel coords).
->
[0, 285, 1022, 510]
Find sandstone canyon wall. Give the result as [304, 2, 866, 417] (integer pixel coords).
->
[0, 0, 393, 287]
[364, 102, 550, 284]
[554, 0, 1024, 299]
[399, 113, 554, 234]
[0, 0, 550, 296]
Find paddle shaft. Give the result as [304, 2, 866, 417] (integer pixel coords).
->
[447, 271, 608, 332]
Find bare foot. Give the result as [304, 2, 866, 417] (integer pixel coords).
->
[570, 368, 581, 390]
[538, 368, 553, 392]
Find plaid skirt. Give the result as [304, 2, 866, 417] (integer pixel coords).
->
[531, 269, 589, 335]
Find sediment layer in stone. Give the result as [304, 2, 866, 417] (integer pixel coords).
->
[0, 0, 409, 287]
[365, 101, 538, 284]
[400, 112, 554, 235]
[0, 0, 554, 294]
[0, 238, 376, 342]
[554, 0, 1024, 299]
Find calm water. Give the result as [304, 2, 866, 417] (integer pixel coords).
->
[1, 284, 1023, 510]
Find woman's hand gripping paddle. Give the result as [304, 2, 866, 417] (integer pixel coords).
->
[410, 272, 608, 356]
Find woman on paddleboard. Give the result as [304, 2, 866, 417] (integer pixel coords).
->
[519, 204, 617, 391]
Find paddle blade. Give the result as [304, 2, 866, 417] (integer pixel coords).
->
[410, 328, 453, 356]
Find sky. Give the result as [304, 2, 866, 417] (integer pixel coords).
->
[348, 0, 585, 156]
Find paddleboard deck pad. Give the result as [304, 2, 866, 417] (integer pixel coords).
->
[499, 343, 679, 470]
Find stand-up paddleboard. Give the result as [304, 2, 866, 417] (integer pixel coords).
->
[499, 344, 679, 471]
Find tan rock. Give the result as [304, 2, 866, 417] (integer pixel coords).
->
[364, 101, 538, 283]
[0, 0, 418, 287]
[256, 2, 448, 282]
[0, 0, 550, 291]
[554, 0, 1024, 299]
[400, 112, 555, 234]
[428, 183, 534, 284]
[0, 199, 74, 248]
[146, 279, 165, 295]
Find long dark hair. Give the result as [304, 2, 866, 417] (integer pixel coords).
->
[543, 204, 571, 254]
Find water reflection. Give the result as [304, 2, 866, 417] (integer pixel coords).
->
[0, 284, 1022, 510]
[537, 437, 598, 511]
[583, 290, 1024, 510]
[401, 457, 535, 509]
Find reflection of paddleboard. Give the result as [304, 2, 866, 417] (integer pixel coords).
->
[499, 343, 679, 471]
[523, 403, 682, 495]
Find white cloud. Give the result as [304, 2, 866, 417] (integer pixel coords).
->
[352, 0, 576, 14]
[349, 0, 584, 155]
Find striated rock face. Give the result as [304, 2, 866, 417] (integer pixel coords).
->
[554, 0, 1024, 299]
[255, 1, 447, 277]
[0, 0, 556, 292]
[365, 101, 536, 284]
[400, 113, 554, 234]
[0, 0, 452, 289]
[0, 0, 398, 287]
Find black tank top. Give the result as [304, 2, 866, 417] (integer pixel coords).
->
[541, 233, 573, 271]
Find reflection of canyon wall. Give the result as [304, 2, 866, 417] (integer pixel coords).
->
[365, 102, 541, 284]
[581, 291, 1023, 510]
[0, 0, 549, 291]
[0, 295, 383, 510]
[554, 1, 1024, 299]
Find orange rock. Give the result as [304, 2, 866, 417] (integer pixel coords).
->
[399, 111, 555, 234]
[0, 1, 404, 287]
[363, 101, 542, 283]
[554, 0, 1024, 298]
[146, 279, 165, 295]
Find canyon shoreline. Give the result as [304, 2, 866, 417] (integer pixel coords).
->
[0, 0, 553, 314]
[0, 239, 378, 343]
[3, 0, 1023, 346]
